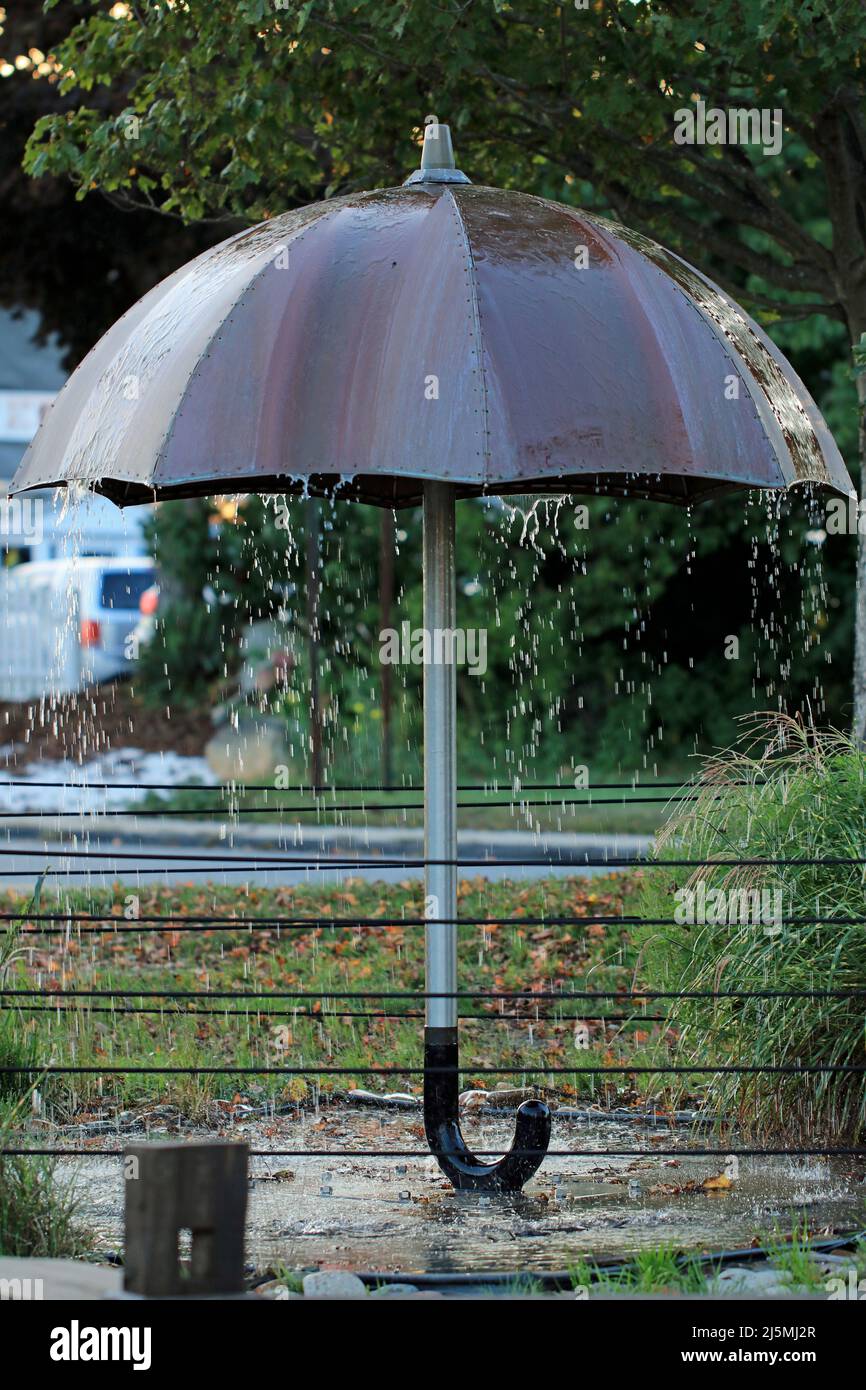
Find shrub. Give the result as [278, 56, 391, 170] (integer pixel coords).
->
[0, 1085, 90, 1257]
[634, 714, 866, 1143]
[0, 1148, 90, 1258]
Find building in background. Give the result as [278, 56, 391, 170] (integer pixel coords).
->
[0, 307, 150, 562]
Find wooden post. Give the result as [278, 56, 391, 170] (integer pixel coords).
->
[123, 1141, 248, 1297]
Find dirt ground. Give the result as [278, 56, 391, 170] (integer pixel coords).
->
[0, 681, 209, 766]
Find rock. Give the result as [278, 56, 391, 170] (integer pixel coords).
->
[483, 1087, 536, 1108]
[347, 1089, 419, 1109]
[459, 1089, 489, 1110]
[346, 1089, 380, 1105]
[254, 1280, 303, 1299]
[205, 719, 289, 785]
[714, 1265, 794, 1297]
[302, 1271, 368, 1299]
[369, 1282, 420, 1298]
[238, 620, 298, 695]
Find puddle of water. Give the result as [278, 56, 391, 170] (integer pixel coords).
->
[52, 1105, 866, 1275]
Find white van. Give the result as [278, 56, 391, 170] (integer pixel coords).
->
[0, 556, 155, 699]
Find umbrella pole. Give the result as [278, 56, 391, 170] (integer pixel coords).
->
[423, 480, 458, 1033]
[422, 481, 551, 1191]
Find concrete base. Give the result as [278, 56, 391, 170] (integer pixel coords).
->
[0, 1257, 123, 1300]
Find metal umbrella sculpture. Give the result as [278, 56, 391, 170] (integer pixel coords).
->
[13, 122, 853, 1192]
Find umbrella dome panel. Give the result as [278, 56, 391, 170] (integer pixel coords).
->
[601, 215, 849, 494]
[458, 187, 790, 499]
[12, 197, 343, 499]
[156, 188, 487, 497]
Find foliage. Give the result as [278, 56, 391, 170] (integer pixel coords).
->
[8, 0, 863, 758]
[0, 1096, 90, 1257]
[136, 486, 855, 778]
[0, 1013, 38, 1105]
[20, 2, 866, 330]
[0, 1159, 91, 1258]
[634, 714, 866, 1142]
[0, 0, 224, 365]
[569, 1245, 714, 1295]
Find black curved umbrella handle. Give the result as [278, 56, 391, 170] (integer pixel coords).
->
[423, 1027, 552, 1192]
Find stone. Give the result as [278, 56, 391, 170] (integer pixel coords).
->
[714, 1265, 794, 1297]
[205, 719, 289, 785]
[302, 1271, 368, 1299]
[369, 1282, 421, 1298]
[459, 1089, 489, 1110]
[483, 1087, 536, 1108]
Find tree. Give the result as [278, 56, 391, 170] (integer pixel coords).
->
[0, 0, 224, 365]
[16, 0, 866, 734]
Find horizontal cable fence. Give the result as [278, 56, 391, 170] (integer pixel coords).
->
[0, 778, 864, 1166]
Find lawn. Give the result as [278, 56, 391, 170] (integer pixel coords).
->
[0, 872, 687, 1124]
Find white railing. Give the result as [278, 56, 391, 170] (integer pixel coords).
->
[0, 571, 80, 699]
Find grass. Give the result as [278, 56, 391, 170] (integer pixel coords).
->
[0, 916, 40, 1104]
[634, 714, 866, 1143]
[262, 1263, 305, 1293]
[0, 871, 705, 1124]
[569, 1245, 714, 1295]
[0, 911, 93, 1257]
[0, 1094, 92, 1258]
[0, 1013, 39, 1104]
[566, 1224, 866, 1296]
[5, 728, 863, 1149]
[763, 1215, 831, 1291]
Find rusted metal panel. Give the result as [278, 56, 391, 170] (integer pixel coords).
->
[12, 181, 852, 508]
[158, 188, 487, 497]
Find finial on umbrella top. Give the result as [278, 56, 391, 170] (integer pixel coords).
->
[403, 116, 471, 185]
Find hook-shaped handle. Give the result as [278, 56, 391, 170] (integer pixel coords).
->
[423, 1028, 552, 1192]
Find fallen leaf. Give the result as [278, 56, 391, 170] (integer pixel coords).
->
[702, 1172, 733, 1191]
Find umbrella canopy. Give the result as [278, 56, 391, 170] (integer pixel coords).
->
[12, 125, 851, 508]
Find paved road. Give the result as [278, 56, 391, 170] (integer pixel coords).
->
[0, 819, 652, 890]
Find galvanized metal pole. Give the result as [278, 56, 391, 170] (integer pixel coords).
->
[379, 508, 396, 787]
[420, 479, 552, 1188]
[423, 480, 457, 1029]
[305, 495, 323, 789]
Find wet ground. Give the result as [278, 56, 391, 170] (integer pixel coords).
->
[46, 1103, 866, 1276]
